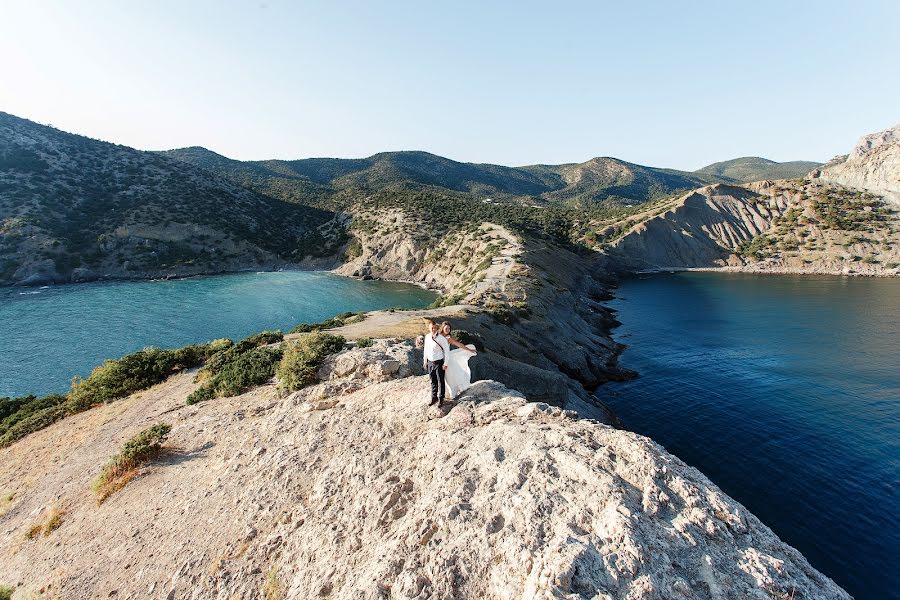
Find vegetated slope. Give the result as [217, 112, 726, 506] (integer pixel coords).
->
[164, 148, 724, 209]
[811, 123, 900, 208]
[0, 341, 850, 599]
[0, 112, 338, 286]
[599, 180, 899, 275]
[695, 157, 821, 183]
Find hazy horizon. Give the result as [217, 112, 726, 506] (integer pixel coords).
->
[2, 0, 898, 170]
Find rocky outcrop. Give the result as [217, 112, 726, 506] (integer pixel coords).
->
[337, 208, 521, 304]
[602, 184, 790, 271]
[601, 179, 900, 276]
[811, 124, 900, 208]
[0, 344, 849, 599]
[332, 210, 629, 421]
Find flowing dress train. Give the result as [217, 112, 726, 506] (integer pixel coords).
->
[445, 344, 476, 399]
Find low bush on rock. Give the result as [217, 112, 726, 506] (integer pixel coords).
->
[93, 423, 171, 503]
[356, 337, 374, 348]
[194, 331, 281, 385]
[68, 343, 221, 412]
[24, 505, 66, 539]
[289, 312, 363, 334]
[276, 332, 346, 393]
[187, 331, 285, 405]
[0, 394, 68, 448]
[0, 584, 13, 600]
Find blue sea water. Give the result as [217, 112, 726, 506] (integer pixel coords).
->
[0, 271, 436, 399]
[603, 272, 899, 600]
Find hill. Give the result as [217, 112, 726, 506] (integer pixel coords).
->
[163, 148, 722, 208]
[0, 113, 338, 286]
[695, 157, 821, 182]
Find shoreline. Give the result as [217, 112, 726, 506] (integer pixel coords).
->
[631, 265, 900, 278]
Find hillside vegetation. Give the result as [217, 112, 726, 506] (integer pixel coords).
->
[695, 156, 821, 182]
[0, 112, 338, 285]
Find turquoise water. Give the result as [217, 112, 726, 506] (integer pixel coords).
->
[0, 271, 436, 398]
[604, 272, 899, 599]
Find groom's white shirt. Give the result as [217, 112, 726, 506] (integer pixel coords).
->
[424, 333, 450, 362]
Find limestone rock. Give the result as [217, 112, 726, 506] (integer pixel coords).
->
[0, 366, 849, 599]
[811, 123, 900, 208]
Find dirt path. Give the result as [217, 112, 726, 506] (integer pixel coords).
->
[467, 224, 521, 301]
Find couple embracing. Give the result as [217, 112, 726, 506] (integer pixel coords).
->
[422, 320, 477, 407]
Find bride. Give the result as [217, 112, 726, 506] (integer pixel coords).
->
[439, 321, 477, 399]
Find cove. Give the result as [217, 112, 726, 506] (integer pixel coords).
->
[603, 272, 899, 599]
[0, 271, 437, 399]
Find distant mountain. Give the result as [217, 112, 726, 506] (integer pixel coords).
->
[695, 157, 821, 183]
[0, 112, 336, 285]
[163, 149, 720, 208]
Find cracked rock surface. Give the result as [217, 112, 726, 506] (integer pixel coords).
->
[0, 342, 848, 599]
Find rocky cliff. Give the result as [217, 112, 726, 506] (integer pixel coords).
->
[601, 179, 899, 276]
[0, 341, 849, 599]
[332, 207, 629, 421]
[811, 124, 900, 208]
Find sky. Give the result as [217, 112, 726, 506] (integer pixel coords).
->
[1, 0, 898, 170]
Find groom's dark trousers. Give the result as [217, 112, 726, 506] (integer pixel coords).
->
[427, 359, 446, 404]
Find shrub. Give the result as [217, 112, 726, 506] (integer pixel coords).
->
[0, 403, 67, 448]
[197, 331, 281, 382]
[188, 346, 283, 405]
[0, 585, 12, 600]
[356, 337, 374, 348]
[290, 312, 360, 334]
[93, 423, 171, 503]
[0, 394, 67, 441]
[68, 343, 214, 412]
[24, 506, 66, 539]
[276, 332, 346, 393]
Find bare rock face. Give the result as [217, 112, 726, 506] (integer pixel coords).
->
[603, 184, 791, 271]
[811, 124, 900, 207]
[0, 348, 848, 599]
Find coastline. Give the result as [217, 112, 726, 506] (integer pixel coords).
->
[633, 265, 900, 277]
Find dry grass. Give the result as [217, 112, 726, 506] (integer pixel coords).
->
[263, 565, 283, 600]
[0, 492, 13, 516]
[92, 423, 170, 504]
[24, 506, 66, 539]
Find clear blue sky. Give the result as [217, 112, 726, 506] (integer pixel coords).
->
[1, 0, 898, 169]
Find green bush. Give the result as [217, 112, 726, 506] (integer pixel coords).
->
[276, 332, 346, 393]
[93, 423, 171, 502]
[198, 331, 281, 381]
[188, 346, 283, 405]
[0, 403, 67, 448]
[0, 584, 13, 600]
[356, 337, 374, 348]
[290, 312, 359, 334]
[68, 344, 214, 412]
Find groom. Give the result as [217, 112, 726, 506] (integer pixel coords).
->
[423, 320, 451, 407]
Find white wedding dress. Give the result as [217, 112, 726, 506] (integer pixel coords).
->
[445, 344, 476, 399]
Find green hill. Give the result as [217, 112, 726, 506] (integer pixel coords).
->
[164, 149, 720, 208]
[0, 113, 336, 285]
[695, 157, 821, 183]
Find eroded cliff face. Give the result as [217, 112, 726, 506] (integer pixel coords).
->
[601, 180, 899, 276]
[0, 342, 850, 599]
[811, 124, 900, 208]
[601, 184, 791, 271]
